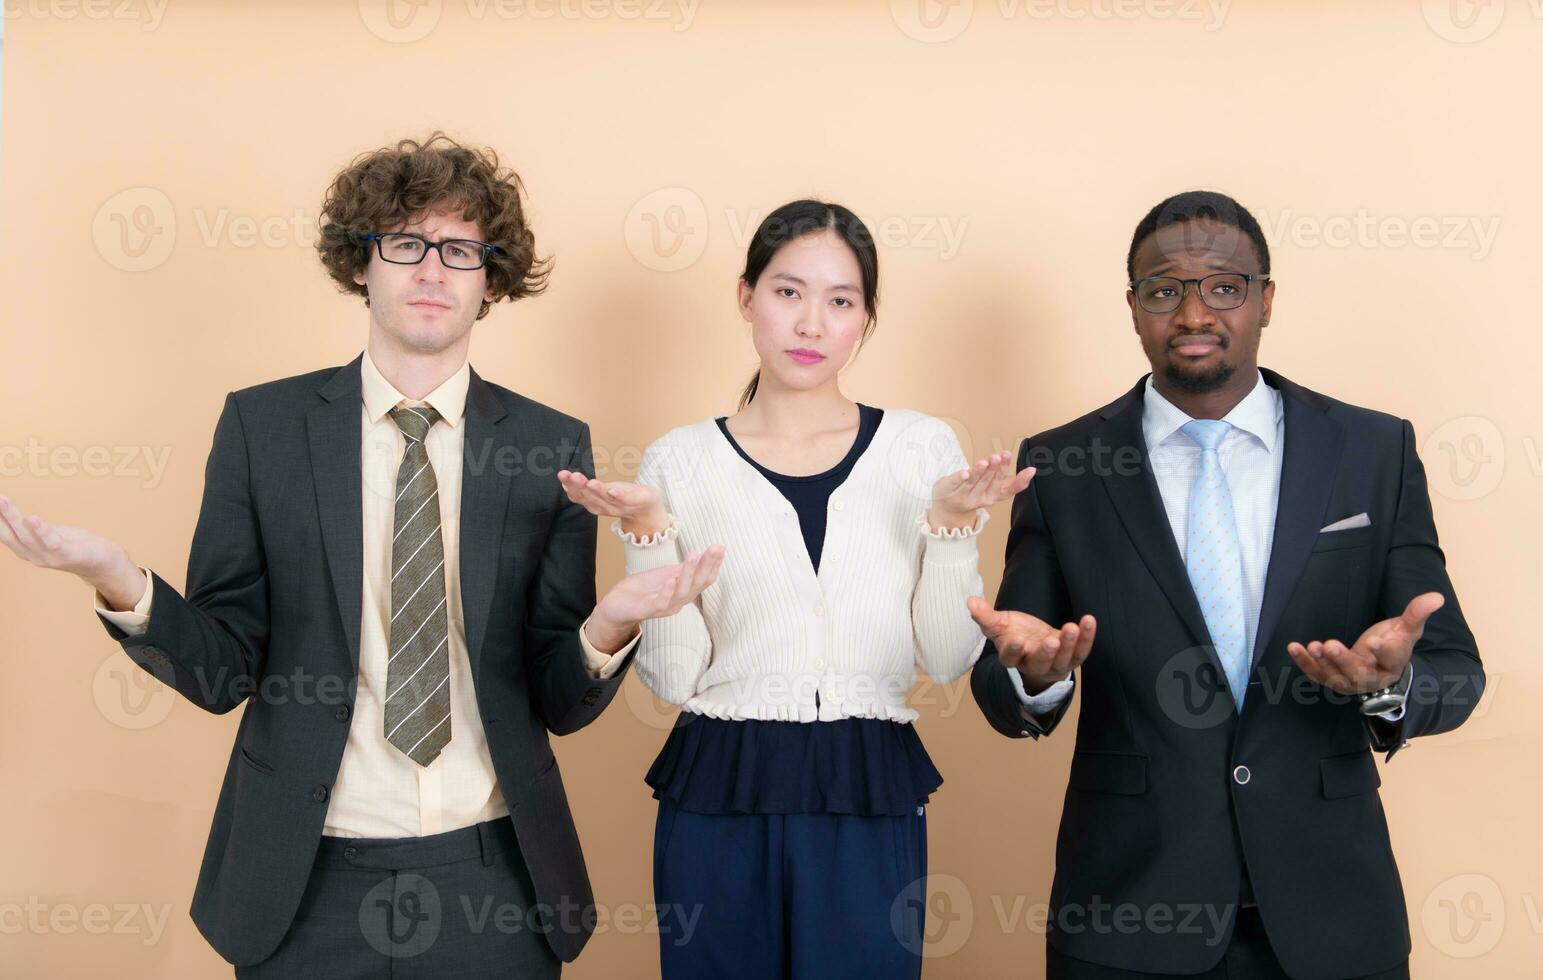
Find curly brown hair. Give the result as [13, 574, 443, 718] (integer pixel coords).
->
[316, 132, 551, 320]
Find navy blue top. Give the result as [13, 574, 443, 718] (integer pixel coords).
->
[644, 405, 945, 816]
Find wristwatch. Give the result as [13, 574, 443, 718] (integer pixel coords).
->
[1358, 662, 1414, 716]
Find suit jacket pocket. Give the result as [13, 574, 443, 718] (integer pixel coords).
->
[239, 744, 275, 776]
[1068, 750, 1147, 795]
[1320, 749, 1381, 799]
[1311, 524, 1374, 553]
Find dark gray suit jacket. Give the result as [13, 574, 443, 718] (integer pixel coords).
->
[97, 355, 634, 965]
[971, 369, 1483, 979]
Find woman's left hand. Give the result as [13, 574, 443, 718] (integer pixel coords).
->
[927, 453, 1035, 532]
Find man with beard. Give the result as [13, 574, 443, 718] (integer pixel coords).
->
[968, 191, 1483, 979]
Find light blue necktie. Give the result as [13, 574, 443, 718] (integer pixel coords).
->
[1181, 419, 1249, 711]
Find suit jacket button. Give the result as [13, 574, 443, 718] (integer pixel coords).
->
[1233, 765, 1252, 785]
[312, 785, 329, 803]
[334, 704, 351, 722]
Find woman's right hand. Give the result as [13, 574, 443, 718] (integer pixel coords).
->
[557, 471, 670, 538]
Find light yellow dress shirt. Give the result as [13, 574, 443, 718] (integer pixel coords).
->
[96, 349, 638, 838]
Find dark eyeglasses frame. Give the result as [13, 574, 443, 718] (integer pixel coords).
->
[361, 232, 502, 270]
[1129, 272, 1271, 314]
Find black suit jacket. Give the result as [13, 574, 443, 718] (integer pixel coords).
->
[97, 356, 634, 966]
[971, 369, 1483, 979]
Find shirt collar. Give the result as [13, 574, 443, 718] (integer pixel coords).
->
[360, 348, 470, 429]
[1142, 369, 1280, 452]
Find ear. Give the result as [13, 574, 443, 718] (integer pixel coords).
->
[1126, 289, 1139, 333]
[736, 279, 755, 323]
[354, 268, 367, 287]
[1259, 278, 1276, 329]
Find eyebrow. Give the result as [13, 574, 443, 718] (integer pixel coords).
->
[388, 230, 483, 242]
[770, 272, 859, 291]
[1142, 259, 1255, 277]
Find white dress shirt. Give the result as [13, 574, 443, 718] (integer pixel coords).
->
[96, 349, 635, 838]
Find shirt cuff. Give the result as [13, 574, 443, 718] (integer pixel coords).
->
[578, 615, 640, 680]
[1369, 662, 1414, 722]
[94, 566, 154, 636]
[1007, 666, 1074, 713]
[609, 516, 684, 572]
[1374, 703, 1406, 722]
[916, 508, 990, 561]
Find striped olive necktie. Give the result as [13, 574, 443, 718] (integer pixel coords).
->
[384, 404, 452, 767]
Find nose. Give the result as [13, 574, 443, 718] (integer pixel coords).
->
[414, 247, 449, 284]
[1172, 280, 1218, 331]
[795, 307, 825, 340]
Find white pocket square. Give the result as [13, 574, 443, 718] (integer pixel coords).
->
[1319, 512, 1370, 533]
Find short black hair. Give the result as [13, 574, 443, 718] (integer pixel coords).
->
[1126, 190, 1271, 282]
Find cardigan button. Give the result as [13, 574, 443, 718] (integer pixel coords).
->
[814, 602, 825, 616]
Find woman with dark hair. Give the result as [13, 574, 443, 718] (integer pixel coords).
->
[559, 200, 1034, 978]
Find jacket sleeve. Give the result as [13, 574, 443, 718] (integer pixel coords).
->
[971, 435, 1077, 740]
[1366, 418, 1485, 761]
[95, 392, 270, 714]
[524, 422, 634, 735]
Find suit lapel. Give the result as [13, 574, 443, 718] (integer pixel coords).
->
[458, 367, 512, 686]
[1252, 369, 1344, 666]
[1094, 377, 1216, 653]
[308, 356, 365, 676]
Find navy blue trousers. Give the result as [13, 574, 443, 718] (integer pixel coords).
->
[652, 800, 927, 979]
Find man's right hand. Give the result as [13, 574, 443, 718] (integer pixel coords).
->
[966, 596, 1096, 694]
[0, 494, 147, 611]
[556, 471, 669, 539]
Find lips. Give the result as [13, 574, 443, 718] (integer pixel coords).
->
[787, 349, 825, 365]
[408, 298, 451, 311]
[1170, 335, 1224, 356]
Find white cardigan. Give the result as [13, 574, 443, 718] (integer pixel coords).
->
[611, 408, 990, 724]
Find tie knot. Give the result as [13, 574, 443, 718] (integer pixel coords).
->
[389, 405, 441, 443]
[1181, 418, 1231, 451]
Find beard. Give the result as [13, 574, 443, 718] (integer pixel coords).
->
[1163, 356, 1236, 394]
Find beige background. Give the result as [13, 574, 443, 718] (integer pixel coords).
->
[2, 0, 1538, 976]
